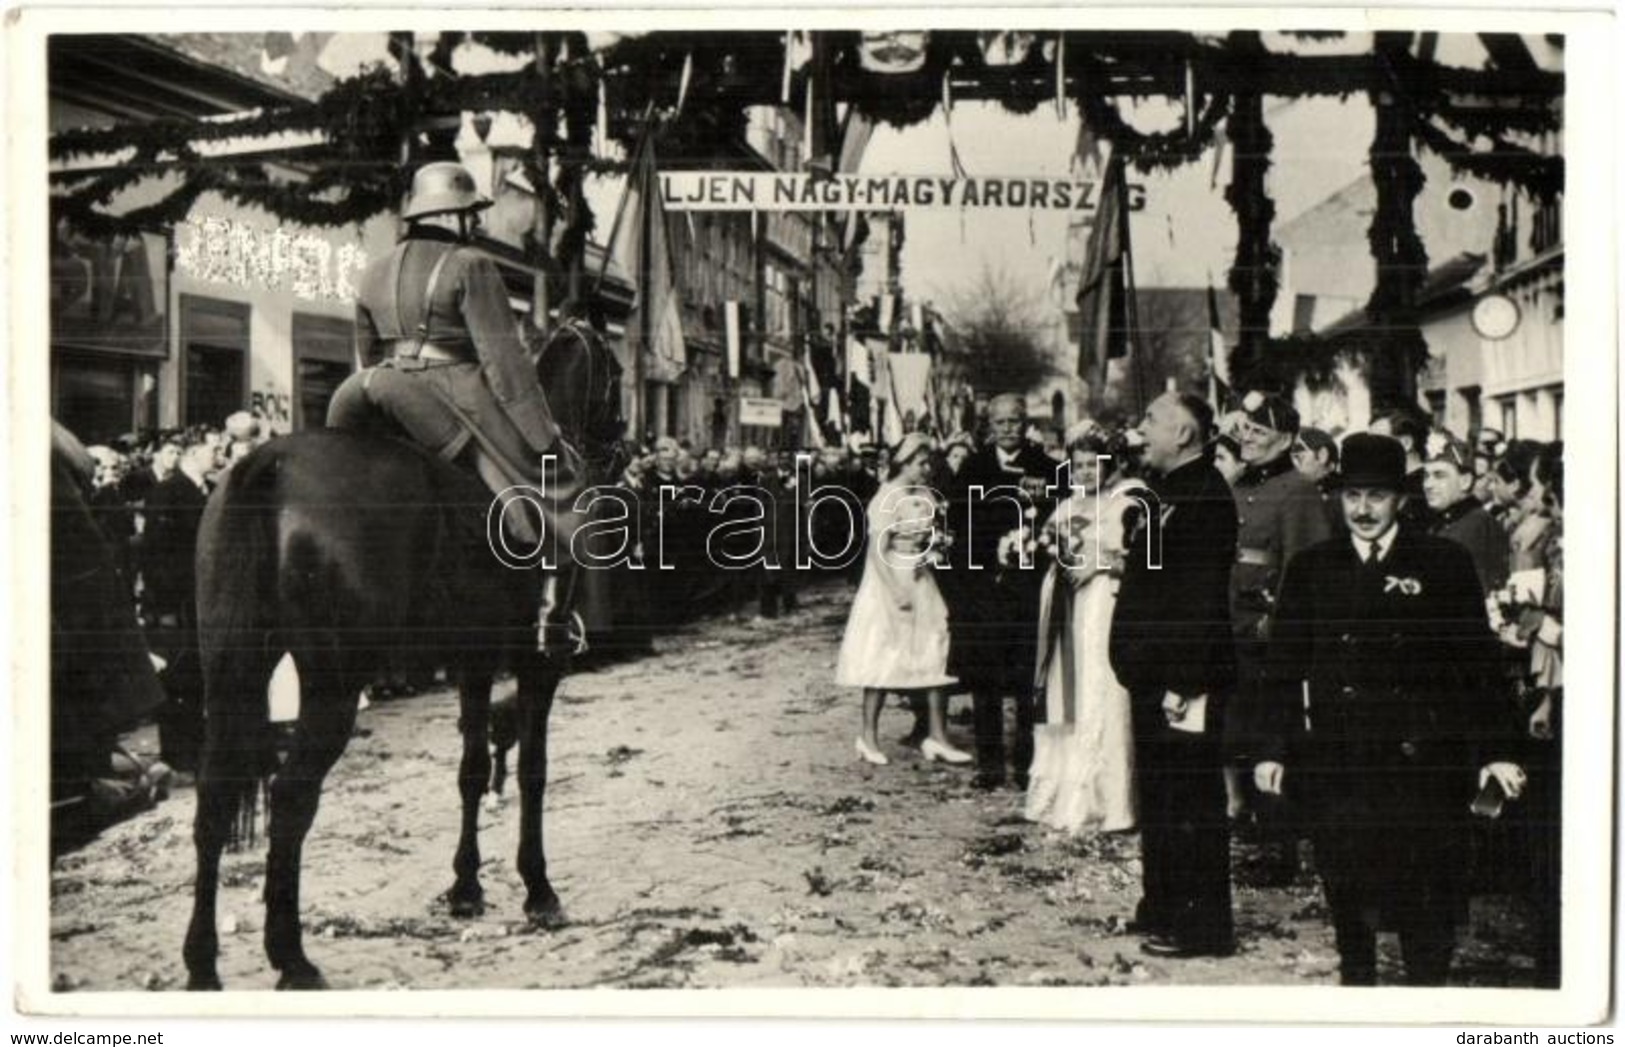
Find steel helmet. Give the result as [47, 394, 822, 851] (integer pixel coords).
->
[402, 161, 492, 220]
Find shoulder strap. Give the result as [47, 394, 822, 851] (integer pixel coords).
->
[383, 241, 411, 337]
[390, 242, 458, 352]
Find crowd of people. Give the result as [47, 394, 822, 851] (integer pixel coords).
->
[831, 389, 1564, 988]
[49, 161, 1566, 987]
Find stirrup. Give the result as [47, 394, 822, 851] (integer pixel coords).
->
[537, 611, 588, 657]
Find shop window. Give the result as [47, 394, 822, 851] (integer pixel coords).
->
[1462, 386, 1482, 439]
[180, 295, 249, 429]
[292, 313, 356, 430]
[52, 351, 158, 445]
[1498, 396, 1518, 439]
[1425, 391, 1446, 430]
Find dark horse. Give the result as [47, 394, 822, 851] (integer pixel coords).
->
[183, 326, 623, 990]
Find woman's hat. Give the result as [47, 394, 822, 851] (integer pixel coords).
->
[892, 432, 936, 467]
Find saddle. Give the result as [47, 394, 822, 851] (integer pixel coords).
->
[370, 240, 589, 551]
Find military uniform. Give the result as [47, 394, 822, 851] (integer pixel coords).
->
[1431, 496, 1510, 596]
[327, 225, 562, 490]
[1225, 454, 1334, 757]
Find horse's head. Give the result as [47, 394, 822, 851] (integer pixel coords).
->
[536, 319, 626, 479]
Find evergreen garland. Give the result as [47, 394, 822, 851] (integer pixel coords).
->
[48, 30, 1564, 240]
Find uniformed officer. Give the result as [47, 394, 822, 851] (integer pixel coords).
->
[1255, 433, 1526, 985]
[327, 161, 581, 649]
[1422, 433, 1510, 595]
[1224, 391, 1333, 881]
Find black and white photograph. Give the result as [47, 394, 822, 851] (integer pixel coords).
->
[7, 7, 1616, 1027]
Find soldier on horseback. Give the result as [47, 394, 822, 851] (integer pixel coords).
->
[327, 161, 584, 652]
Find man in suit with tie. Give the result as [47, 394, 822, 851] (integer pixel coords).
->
[141, 433, 216, 772]
[1109, 391, 1239, 958]
[1255, 433, 1527, 985]
[940, 393, 1060, 789]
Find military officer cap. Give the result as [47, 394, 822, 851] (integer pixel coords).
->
[1424, 432, 1475, 474]
[1339, 433, 1407, 490]
[1294, 426, 1339, 465]
[1239, 390, 1300, 435]
[403, 161, 493, 220]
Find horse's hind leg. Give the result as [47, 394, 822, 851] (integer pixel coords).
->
[263, 670, 359, 990]
[516, 653, 565, 926]
[182, 769, 236, 990]
[448, 670, 493, 918]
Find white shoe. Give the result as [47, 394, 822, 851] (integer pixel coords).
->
[921, 738, 973, 765]
[855, 737, 889, 766]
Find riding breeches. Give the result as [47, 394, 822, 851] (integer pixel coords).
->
[326, 362, 551, 490]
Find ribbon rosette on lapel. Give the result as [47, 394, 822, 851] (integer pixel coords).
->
[1383, 575, 1424, 596]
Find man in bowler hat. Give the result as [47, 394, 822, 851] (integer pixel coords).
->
[1255, 432, 1526, 985]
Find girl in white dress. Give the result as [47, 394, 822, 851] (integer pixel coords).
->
[1024, 424, 1146, 832]
[835, 433, 969, 766]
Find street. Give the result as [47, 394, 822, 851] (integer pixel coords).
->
[48, 580, 1542, 992]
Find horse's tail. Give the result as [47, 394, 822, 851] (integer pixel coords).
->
[196, 448, 283, 847]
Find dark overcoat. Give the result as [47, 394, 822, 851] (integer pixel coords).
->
[939, 442, 1061, 693]
[1109, 455, 1239, 715]
[1261, 526, 1517, 923]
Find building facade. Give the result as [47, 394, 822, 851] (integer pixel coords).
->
[1271, 144, 1563, 439]
[49, 34, 398, 446]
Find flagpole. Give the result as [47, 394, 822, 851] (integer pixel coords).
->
[634, 131, 652, 445]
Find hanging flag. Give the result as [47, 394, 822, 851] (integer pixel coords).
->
[675, 51, 693, 115]
[871, 346, 905, 444]
[1184, 59, 1196, 137]
[1054, 34, 1068, 120]
[1074, 150, 1132, 392]
[942, 73, 969, 179]
[887, 352, 933, 423]
[782, 30, 796, 104]
[845, 336, 873, 388]
[836, 109, 875, 173]
[724, 300, 744, 379]
[1070, 115, 1105, 180]
[845, 337, 873, 436]
[595, 77, 609, 160]
[609, 139, 688, 380]
[1207, 279, 1232, 409]
[799, 354, 827, 449]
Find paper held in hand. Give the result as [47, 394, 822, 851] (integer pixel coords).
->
[1166, 691, 1207, 734]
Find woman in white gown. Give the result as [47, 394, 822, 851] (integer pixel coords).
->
[1024, 423, 1146, 832]
[835, 433, 970, 767]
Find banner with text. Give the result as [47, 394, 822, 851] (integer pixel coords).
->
[660, 172, 1146, 213]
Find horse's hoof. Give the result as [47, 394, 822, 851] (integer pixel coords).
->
[448, 895, 485, 919]
[524, 894, 566, 930]
[275, 967, 330, 991]
[186, 972, 223, 992]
